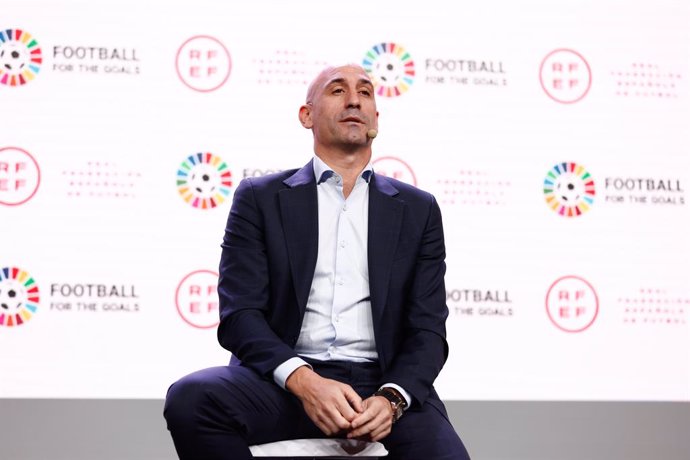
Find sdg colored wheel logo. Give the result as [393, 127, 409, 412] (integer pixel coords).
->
[0, 267, 40, 327]
[543, 162, 595, 217]
[176, 152, 232, 209]
[362, 43, 415, 97]
[0, 29, 42, 86]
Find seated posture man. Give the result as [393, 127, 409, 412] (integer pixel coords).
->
[164, 64, 471, 460]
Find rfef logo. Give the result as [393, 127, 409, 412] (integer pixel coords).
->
[175, 270, 219, 329]
[176, 35, 231, 92]
[0, 147, 41, 205]
[0, 267, 40, 327]
[0, 29, 42, 86]
[545, 275, 599, 333]
[373, 156, 417, 186]
[176, 152, 232, 209]
[362, 43, 415, 97]
[539, 49, 591, 103]
[543, 162, 595, 217]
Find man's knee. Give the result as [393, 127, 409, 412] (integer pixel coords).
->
[164, 366, 234, 431]
[164, 370, 206, 430]
[164, 365, 278, 430]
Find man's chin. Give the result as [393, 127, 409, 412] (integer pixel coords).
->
[338, 138, 370, 152]
[345, 131, 371, 144]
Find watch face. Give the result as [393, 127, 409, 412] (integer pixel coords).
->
[393, 405, 403, 420]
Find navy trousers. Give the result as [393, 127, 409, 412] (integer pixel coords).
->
[164, 360, 470, 460]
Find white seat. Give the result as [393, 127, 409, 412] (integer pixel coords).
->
[249, 438, 388, 458]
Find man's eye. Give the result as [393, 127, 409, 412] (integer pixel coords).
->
[360, 89, 371, 96]
[332, 88, 344, 94]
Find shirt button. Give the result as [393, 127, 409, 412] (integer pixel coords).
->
[337, 278, 344, 286]
[334, 315, 340, 322]
[340, 241, 346, 248]
[343, 204, 348, 211]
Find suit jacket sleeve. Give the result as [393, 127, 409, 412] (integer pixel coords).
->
[216, 178, 299, 376]
[380, 193, 450, 407]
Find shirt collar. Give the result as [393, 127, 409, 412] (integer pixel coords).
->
[313, 155, 373, 185]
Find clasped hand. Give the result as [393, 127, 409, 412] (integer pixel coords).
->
[285, 366, 394, 441]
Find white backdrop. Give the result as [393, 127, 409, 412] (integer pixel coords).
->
[1, 0, 688, 400]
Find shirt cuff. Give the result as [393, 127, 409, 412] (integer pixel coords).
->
[380, 383, 412, 410]
[273, 357, 311, 389]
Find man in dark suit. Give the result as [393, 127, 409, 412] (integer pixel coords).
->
[164, 64, 471, 460]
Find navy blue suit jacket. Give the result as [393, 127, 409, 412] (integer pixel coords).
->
[217, 160, 450, 408]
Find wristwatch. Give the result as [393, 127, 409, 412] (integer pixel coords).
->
[374, 387, 407, 423]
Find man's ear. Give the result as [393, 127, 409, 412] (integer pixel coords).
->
[298, 104, 313, 129]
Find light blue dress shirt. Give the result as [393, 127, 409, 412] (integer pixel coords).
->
[273, 156, 411, 407]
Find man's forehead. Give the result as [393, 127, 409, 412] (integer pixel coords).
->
[320, 66, 373, 87]
[306, 65, 374, 103]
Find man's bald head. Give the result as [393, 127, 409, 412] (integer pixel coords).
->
[305, 64, 373, 104]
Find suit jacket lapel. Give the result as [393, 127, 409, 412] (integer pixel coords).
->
[279, 160, 319, 315]
[368, 173, 403, 326]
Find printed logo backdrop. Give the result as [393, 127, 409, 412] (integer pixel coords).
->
[1, 0, 688, 401]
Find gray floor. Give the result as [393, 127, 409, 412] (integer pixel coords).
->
[1, 399, 689, 459]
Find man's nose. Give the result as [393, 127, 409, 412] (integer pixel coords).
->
[345, 91, 361, 108]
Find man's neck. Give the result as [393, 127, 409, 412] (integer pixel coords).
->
[315, 147, 371, 198]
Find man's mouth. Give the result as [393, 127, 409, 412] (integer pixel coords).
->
[340, 116, 364, 124]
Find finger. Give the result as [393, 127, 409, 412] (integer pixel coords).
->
[317, 413, 341, 435]
[365, 414, 392, 441]
[343, 386, 364, 413]
[348, 417, 379, 439]
[349, 407, 383, 438]
[350, 396, 387, 428]
[312, 383, 357, 430]
[332, 412, 354, 431]
[326, 402, 354, 431]
[350, 418, 391, 443]
[337, 404, 358, 423]
[369, 425, 392, 442]
[314, 419, 333, 436]
[315, 403, 348, 435]
[349, 405, 375, 430]
[351, 400, 393, 438]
